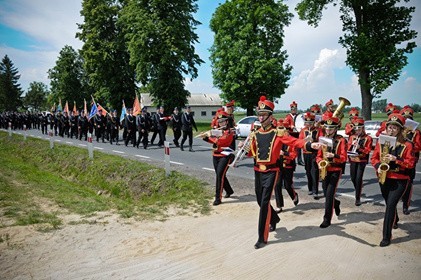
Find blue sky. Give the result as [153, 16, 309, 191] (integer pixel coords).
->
[0, 0, 420, 110]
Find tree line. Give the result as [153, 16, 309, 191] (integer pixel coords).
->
[0, 0, 417, 120]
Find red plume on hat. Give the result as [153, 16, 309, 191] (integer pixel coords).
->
[400, 105, 414, 118]
[325, 99, 333, 106]
[348, 107, 359, 116]
[225, 100, 235, 107]
[385, 103, 397, 114]
[290, 101, 297, 108]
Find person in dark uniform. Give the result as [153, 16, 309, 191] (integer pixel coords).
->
[299, 112, 324, 198]
[69, 111, 78, 139]
[78, 111, 88, 141]
[240, 96, 322, 249]
[400, 106, 421, 215]
[371, 113, 415, 247]
[150, 107, 160, 145]
[41, 112, 48, 134]
[171, 107, 182, 147]
[109, 110, 120, 145]
[94, 109, 105, 142]
[347, 117, 373, 206]
[156, 106, 171, 147]
[125, 108, 136, 147]
[274, 119, 299, 213]
[202, 110, 236, 205]
[180, 105, 198, 152]
[316, 115, 347, 228]
[136, 107, 150, 149]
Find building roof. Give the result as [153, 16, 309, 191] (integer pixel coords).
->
[140, 93, 222, 107]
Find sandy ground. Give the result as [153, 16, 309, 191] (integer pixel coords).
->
[1, 169, 420, 280]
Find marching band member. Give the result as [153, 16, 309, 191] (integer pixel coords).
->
[347, 117, 372, 206]
[376, 103, 397, 137]
[274, 119, 299, 213]
[400, 106, 421, 215]
[345, 108, 360, 137]
[316, 115, 347, 228]
[299, 112, 324, 198]
[310, 104, 322, 128]
[225, 100, 236, 129]
[324, 99, 335, 115]
[202, 111, 236, 206]
[240, 96, 322, 249]
[371, 113, 415, 247]
[284, 101, 304, 165]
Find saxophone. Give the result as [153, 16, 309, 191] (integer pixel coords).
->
[318, 144, 329, 180]
[378, 141, 390, 184]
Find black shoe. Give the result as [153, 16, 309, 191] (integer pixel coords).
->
[294, 194, 299, 206]
[379, 239, 391, 247]
[189, 147, 195, 152]
[313, 194, 320, 200]
[308, 191, 313, 195]
[320, 220, 331, 228]
[213, 199, 221, 206]
[254, 241, 267, 249]
[144, 146, 147, 149]
[393, 223, 399, 229]
[269, 223, 277, 232]
[224, 192, 233, 198]
[180, 146, 184, 151]
[403, 208, 410, 215]
[355, 199, 362, 206]
[334, 201, 341, 216]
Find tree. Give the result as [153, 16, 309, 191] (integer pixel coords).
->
[77, 0, 137, 112]
[119, 0, 203, 111]
[24, 82, 49, 111]
[210, 0, 293, 116]
[48, 45, 87, 110]
[371, 98, 387, 112]
[296, 0, 417, 120]
[0, 55, 23, 111]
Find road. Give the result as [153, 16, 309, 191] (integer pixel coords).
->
[5, 128, 421, 212]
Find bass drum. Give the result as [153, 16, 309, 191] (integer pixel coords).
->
[294, 113, 305, 133]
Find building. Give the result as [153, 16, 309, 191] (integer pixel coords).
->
[140, 93, 223, 120]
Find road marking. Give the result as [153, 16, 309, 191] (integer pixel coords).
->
[135, 155, 150, 159]
[112, 150, 125, 154]
[66, 141, 73, 144]
[29, 134, 34, 137]
[170, 161, 184, 165]
[56, 139, 62, 142]
[202, 167, 214, 172]
[94, 147, 104, 150]
[78, 144, 87, 147]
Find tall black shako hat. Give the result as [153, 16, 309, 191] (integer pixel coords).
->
[257, 96, 274, 113]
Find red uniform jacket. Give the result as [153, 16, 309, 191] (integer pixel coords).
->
[375, 121, 387, 137]
[299, 126, 324, 154]
[203, 129, 235, 157]
[316, 135, 347, 172]
[371, 140, 415, 180]
[347, 133, 373, 163]
[345, 122, 355, 136]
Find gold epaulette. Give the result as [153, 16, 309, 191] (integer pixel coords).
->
[277, 128, 288, 137]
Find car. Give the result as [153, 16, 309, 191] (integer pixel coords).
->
[235, 116, 258, 138]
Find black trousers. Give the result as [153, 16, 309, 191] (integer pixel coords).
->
[255, 170, 281, 243]
[380, 178, 408, 241]
[274, 167, 297, 208]
[350, 161, 367, 201]
[321, 170, 341, 223]
[95, 126, 104, 142]
[173, 128, 181, 146]
[213, 155, 234, 201]
[181, 129, 193, 148]
[157, 127, 167, 146]
[402, 167, 415, 209]
[303, 153, 319, 194]
[137, 129, 148, 148]
[125, 129, 136, 147]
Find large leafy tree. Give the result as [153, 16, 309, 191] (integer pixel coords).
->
[210, 0, 293, 115]
[120, 0, 204, 111]
[24, 82, 49, 111]
[0, 55, 23, 111]
[77, 0, 136, 112]
[48, 45, 87, 109]
[296, 0, 417, 120]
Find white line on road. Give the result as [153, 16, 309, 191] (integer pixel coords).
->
[29, 134, 34, 137]
[56, 139, 61, 142]
[202, 167, 214, 172]
[135, 155, 150, 159]
[112, 150, 125, 154]
[65, 141, 73, 144]
[78, 144, 87, 147]
[170, 161, 184, 165]
[94, 147, 104, 150]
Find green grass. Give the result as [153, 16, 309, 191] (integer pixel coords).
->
[0, 132, 212, 230]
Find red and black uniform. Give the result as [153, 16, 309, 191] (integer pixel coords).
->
[402, 127, 421, 212]
[347, 133, 373, 204]
[249, 126, 312, 244]
[203, 128, 236, 204]
[371, 139, 414, 245]
[274, 143, 298, 209]
[316, 134, 347, 227]
[299, 125, 323, 196]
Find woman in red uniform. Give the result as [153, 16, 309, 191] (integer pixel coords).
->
[316, 116, 347, 228]
[202, 111, 236, 206]
[371, 113, 415, 247]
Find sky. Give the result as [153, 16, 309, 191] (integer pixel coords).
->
[0, 0, 420, 110]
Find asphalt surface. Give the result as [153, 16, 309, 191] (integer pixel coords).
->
[4, 128, 421, 212]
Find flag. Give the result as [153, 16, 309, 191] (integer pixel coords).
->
[73, 101, 78, 115]
[57, 98, 62, 112]
[97, 103, 108, 116]
[140, 94, 144, 110]
[64, 101, 69, 113]
[133, 95, 141, 116]
[120, 100, 126, 122]
[51, 103, 56, 113]
[84, 99, 87, 115]
[88, 97, 98, 120]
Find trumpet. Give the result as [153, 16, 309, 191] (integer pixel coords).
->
[378, 141, 390, 184]
[229, 132, 253, 167]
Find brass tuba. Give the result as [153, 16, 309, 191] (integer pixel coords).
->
[332, 97, 351, 121]
[378, 141, 390, 184]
